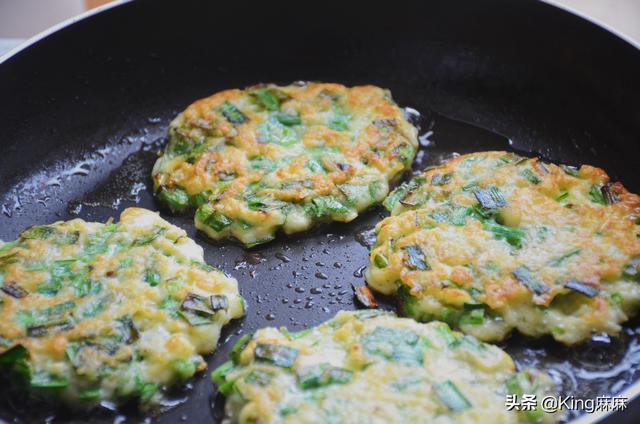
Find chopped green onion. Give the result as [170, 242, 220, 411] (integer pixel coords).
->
[254, 343, 299, 368]
[180, 293, 227, 325]
[246, 194, 286, 212]
[512, 266, 549, 295]
[459, 308, 485, 325]
[403, 245, 429, 271]
[21, 225, 55, 240]
[27, 319, 73, 337]
[219, 101, 247, 124]
[73, 277, 101, 297]
[395, 144, 416, 166]
[564, 279, 599, 298]
[610, 292, 623, 305]
[383, 178, 424, 211]
[474, 187, 506, 209]
[281, 328, 312, 340]
[250, 89, 280, 111]
[0, 241, 17, 254]
[306, 196, 349, 217]
[115, 315, 139, 344]
[461, 182, 478, 192]
[555, 191, 569, 202]
[450, 334, 486, 351]
[305, 158, 325, 174]
[363, 327, 425, 365]
[245, 370, 274, 386]
[328, 101, 351, 131]
[133, 226, 167, 246]
[196, 205, 233, 232]
[431, 173, 453, 186]
[144, 269, 161, 286]
[138, 382, 158, 403]
[172, 358, 197, 380]
[157, 188, 190, 213]
[211, 360, 235, 395]
[230, 334, 252, 363]
[2, 282, 29, 298]
[274, 112, 301, 126]
[548, 249, 581, 267]
[189, 190, 213, 208]
[519, 169, 541, 184]
[218, 171, 237, 181]
[297, 364, 353, 389]
[483, 221, 524, 248]
[61, 230, 80, 245]
[506, 373, 523, 395]
[81, 296, 110, 318]
[434, 323, 457, 345]
[78, 387, 102, 401]
[433, 380, 472, 411]
[280, 406, 298, 417]
[589, 185, 606, 205]
[374, 253, 389, 268]
[36, 279, 62, 296]
[623, 256, 640, 281]
[210, 295, 228, 311]
[257, 119, 299, 146]
[31, 372, 68, 388]
[368, 181, 385, 200]
[211, 360, 233, 385]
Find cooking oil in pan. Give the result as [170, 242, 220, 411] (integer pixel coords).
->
[1, 111, 639, 423]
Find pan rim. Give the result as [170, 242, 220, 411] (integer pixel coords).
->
[0, 0, 133, 66]
[0, 0, 638, 68]
[540, 0, 640, 50]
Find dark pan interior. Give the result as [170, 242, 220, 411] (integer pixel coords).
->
[1, 0, 640, 422]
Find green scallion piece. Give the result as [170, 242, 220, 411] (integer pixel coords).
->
[219, 101, 247, 124]
[433, 380, 472, 411]
[254, 343, 299, 368]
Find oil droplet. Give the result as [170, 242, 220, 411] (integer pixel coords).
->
[1, 204, 11, 217]
[333, 262, 342, 268]
[275, 252, 291, 263]
[353, 265, 366, 278]
[266, 313, 276, 321]
[310, 287, 323, 294]
[419, 131, 434, 147]
[244, 252, 266, 265]
[403, 106, 422, 131]
[315, 272, 328, 280]
[295, 287, 306, 293]
[354, 228, 376, 249]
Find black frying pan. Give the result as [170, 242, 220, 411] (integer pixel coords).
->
[1, 0, 640, 422]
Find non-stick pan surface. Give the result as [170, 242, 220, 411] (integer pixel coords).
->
[1, 0, 640, 422]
